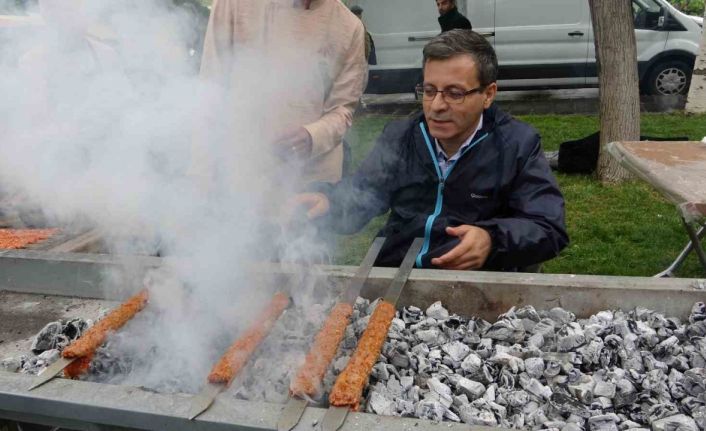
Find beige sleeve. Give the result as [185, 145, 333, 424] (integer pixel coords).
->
[199, 0, 235, 84]
[303, 21, 368, 158]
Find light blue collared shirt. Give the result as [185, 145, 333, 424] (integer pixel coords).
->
[434, 115, 484, 177]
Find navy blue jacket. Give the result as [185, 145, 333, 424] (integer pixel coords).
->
[317, 105, 568, 270]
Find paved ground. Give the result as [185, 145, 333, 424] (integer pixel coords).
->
[360, 89, 687, 116]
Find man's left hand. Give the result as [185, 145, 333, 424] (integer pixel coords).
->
[431, 225, 492, 270]
[274, 127, 313, 160]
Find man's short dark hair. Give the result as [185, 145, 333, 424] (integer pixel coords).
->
[350, 5, 363, 16]
[422, 29, 498, 86]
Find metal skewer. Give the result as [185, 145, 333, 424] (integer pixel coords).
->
[27, 357, 76, 391]
[277, 237, 386, 431]
[321, 238, 423, 431]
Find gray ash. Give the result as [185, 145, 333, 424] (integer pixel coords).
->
[1, 317, 93, 375]
[362, 301, 706, 431]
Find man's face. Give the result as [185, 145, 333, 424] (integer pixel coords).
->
[436, 0, 454, 15]
[422, 55, 497, 146]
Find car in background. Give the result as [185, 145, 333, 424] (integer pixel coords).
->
[355, 0, 703, 95]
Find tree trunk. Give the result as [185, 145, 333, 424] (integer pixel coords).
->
[589, 0, 641, 183]
[685, 8, 706, 114]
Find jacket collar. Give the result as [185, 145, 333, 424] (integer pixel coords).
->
[413, 103, 506, 177]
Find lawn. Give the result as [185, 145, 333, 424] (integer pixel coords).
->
[336, 111, 706, 277]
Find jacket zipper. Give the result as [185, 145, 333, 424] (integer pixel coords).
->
[415, 122, 489, 267]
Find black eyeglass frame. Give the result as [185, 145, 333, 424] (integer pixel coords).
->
[415, 84, 486, 104]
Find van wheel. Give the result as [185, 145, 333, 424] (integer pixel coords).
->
[645, 60, 692, 96]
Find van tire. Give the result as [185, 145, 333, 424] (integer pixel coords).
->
[644, 60, 692, 96]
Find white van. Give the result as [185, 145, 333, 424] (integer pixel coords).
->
[357, 0, 703, 95]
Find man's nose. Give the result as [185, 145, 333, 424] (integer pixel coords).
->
[430, 92, 449, 111]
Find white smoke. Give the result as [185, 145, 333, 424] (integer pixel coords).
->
[0, 0, 338, 392]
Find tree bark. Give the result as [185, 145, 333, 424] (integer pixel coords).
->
[589, 0, 641, 183]
[685, 8, 706, 114]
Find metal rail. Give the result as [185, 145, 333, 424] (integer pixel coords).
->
[0, 372, 473, 431]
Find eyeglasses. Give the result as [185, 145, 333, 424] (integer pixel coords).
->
[415, 84, 485, 104]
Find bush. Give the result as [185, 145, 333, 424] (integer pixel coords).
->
[668, 0, 705, 16]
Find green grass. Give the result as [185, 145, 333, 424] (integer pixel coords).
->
[337, 112, 706, 277]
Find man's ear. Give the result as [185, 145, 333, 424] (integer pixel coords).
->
[483, 83, 497, 109]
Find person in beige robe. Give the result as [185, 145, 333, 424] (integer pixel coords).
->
[198, 0, 368, 186]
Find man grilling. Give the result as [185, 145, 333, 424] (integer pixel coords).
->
[291, 30, 568, 271]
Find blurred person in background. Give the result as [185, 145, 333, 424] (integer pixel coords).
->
[436, 0, 471, 33]
[349, 4, 376, 65]
[197, 0, 368, 187]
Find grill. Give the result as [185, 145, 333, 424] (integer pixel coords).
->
[0, 250, 704, 431]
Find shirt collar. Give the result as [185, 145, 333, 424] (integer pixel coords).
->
[435, 114, 484, 162]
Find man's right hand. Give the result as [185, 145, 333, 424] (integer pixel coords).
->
[286, 193, 331, 221]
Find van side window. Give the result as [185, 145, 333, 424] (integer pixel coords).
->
[632, 0, 663, 30]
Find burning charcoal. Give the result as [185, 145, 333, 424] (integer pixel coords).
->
[588, 414, 620, 431]
[372, 362, 390, 381]
[457, 377, 486, 400]
[1, 357, 21, 372]
[402, 306, 423, 324]
[411, 342, 430, 356]
[520, 376, 552, 400]
[387, 376, 404, 398]
[390, 317, 406, 332]
[489, 349, 525, 374]
[426, 302, 449, 321]
[453, 393, 470, 407]
[503, 390, 529, 408]
[397, 399, 415, 416]
[651, 414, 699, 431]
[31, 321, 63, 353]
[368, 391, 394, 416]
[444, 409, 461, 422]
[594, 381, 617, 399]
[415, 399, 446, 422]
[591, 397, 613, 411]
[461, 352, 482, 374]
[568, 375, 596, 405]
[691, 407, 706, 431]
[563, 423, 584, 431]
[332, 355, 350, 374]
[427, 377, 452, 398]
[417, 328, 444, 346]
[459, 405, 498, 426]
[391, 352, 410, 369]
[442, 341, 470, 362]
[681, 369, 706, 397]
[485, 319, 526, 343]
[689, 303, 706, 324]
[476, 338, 494, 359]
[550, 388, 591, 418]
[354, 315, 371, 336]
[525, 358, 544, 379]
[558, 323, 588, 352]
[36, 349, 60, 367]
[527, 332, 545, 350]
[63, 318, 89, 340]
[549, 308, 576, 326]
[399, 375, 414, 391]
[614, 379, 638, 408]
